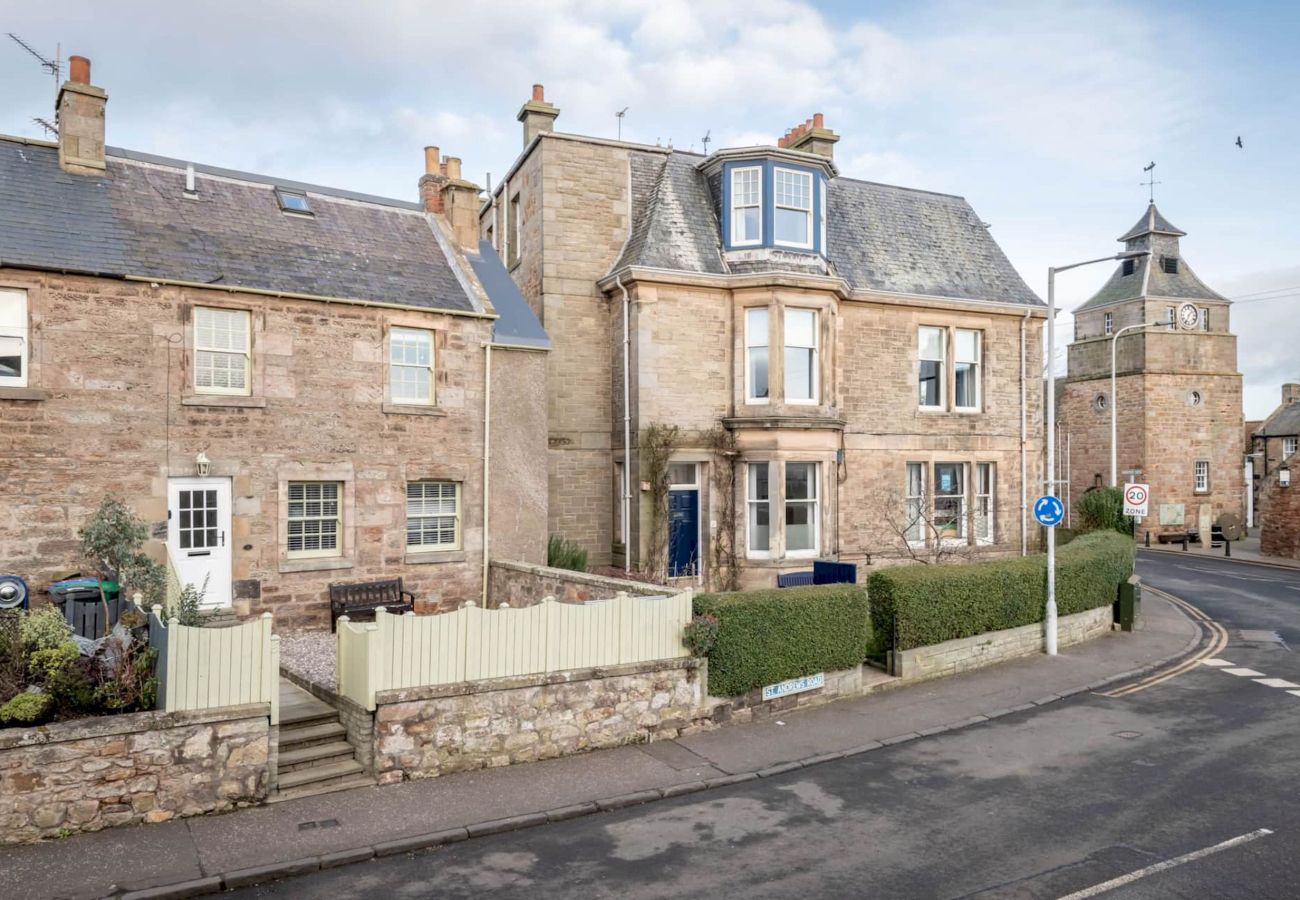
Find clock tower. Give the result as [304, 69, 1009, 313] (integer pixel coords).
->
[1060, 203, 1244, 540]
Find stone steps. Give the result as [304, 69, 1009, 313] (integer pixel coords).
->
[279, 720, 348, 749]
[276, 758, 366, 791]
[274, 678, 372, 800]
[268, 773, 376, 804]
[277, 740, 356, 773]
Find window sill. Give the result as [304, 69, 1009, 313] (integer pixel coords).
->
[383, 402, 446, 417]
[278, 557, 353, 574]
[405, 549, 467, 565]
[182, 395, 267, 409]
[0, 386, 48, 401]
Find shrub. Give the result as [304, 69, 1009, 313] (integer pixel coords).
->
[869, 531, 1135, 653]
[79, 496, 167, 613]
[694, 584, 870, 697]
[0, 691, 52, 726]
[171, 575, 208, 627]
[1077, 487, 1135, 536]
[21, 605, 72, 653]
[547, 534, 588, 573]
[682, 614, 720, 658]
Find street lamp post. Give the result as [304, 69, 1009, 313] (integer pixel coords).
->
[1110, 320, 1164, 487]
[1045, 249, 1149, 656]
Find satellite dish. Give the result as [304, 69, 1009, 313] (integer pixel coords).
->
[1216, 513, 1243, 542]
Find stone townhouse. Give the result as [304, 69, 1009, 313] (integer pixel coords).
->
[1250, 382, 1300, 531]
[481, 88, 1047, 587]
[1060, 204, 1244, 540]
[0, 57, 549, 627]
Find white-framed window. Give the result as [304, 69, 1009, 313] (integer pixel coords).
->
[1284, 437, 1298, 459]
[954, 329, 981, 411]
[1104, 313, 1114, 336]
[668, 462, 697, 487]
[905, 463, 926, 544]
[390, 326, 434, 405]
[406, 480, 460, 550]
[773, 167, 813, 248]
[731, 166, 762, 246]
[0, 288, 28, 388]
[194, 306, 251, 395]
[1200, 307, 1210, 331]
[745, 307, 770, 402]
[918, 326, 945, 410]
[933, 462, 966, 541]
[287, 481, 341, 558]
[785, 462, 819, 556]
[784, 308, 818, 403]
[508, 193, 522, 267]
[746, 462, 770, 557]
[975, 463, 994, 542]
[1194, 460, 1210, 494]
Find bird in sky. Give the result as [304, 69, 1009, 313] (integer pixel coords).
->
[1236, 136, 1244, 148]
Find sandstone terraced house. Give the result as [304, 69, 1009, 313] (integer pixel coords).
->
[0, 58, 549, 627]
[1060, 204, 1244, 541]
[482, 87, 1047, 587]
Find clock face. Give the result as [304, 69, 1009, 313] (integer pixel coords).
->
[1178, 303, 1200, 330]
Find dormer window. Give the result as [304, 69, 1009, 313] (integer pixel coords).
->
[276, 188, 312, 216]
[718, 157, 827, 255]
[774, 168, 812, 248]
[731, 167, 762, 246]
[1161, 256, 1179, 274]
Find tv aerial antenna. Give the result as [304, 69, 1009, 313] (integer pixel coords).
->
[615, 106, 628, 140]
[7, 33, 61, 136]
[701, 130, 711, 154]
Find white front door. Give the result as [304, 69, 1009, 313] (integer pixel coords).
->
[167, 478, 233, 608]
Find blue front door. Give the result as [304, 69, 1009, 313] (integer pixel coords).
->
[668, 489, 699, 577]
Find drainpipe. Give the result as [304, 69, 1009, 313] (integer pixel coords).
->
[1020, 308, 1030, 556]
[480, 342, 493, 605]
[615, 274, 632, 569]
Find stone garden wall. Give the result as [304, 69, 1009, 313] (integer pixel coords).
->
[372, 658, 706, 782]
[488, 559, 673, 608]
[0, 703, 270, 845]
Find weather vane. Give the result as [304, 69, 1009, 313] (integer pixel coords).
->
[1141, 161, 1161, 204]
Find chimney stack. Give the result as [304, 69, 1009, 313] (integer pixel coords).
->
[419, 147, 481, 250]
[778, 112, 839, 160]
[516, 84, 560, 148]
[1284, 383, 1300, 406]
[57, 55, 107, 175]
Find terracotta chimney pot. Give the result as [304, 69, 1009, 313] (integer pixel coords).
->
[532, 84, 545, 102]
[69, 56, 91, 85]
[424, 146, 440, 176]
[813, 112, 824, 128]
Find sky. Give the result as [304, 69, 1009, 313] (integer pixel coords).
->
[2, 0, 1297, 418]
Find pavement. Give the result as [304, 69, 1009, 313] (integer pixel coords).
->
[0, 588, 1200, 900]
[1139, 531, 1300, 569]
[227, 553, 1300, 900]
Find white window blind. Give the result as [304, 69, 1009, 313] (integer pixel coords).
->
[905, 463, 925, 543]
[287, 482, 341, 558]
[194, 307, 250, 395]
[407, 481, 460, 550]
[954, 329, 981, 410]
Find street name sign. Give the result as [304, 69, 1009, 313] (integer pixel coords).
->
[1123, 483, 1150, 518]
[762, 672, 825, 701]
[1034, 495, 1064, 527]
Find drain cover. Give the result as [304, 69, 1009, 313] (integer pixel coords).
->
[298, 818, 340, 831]
[1112, 731, 1142, 740]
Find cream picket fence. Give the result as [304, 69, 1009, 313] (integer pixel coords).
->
[149, 606, 280, 724]
[336, 590, 692, 710]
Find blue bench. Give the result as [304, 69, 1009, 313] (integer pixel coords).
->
[777, 560, 858, 589]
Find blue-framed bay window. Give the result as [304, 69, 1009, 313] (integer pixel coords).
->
[721, 158, 826, 255]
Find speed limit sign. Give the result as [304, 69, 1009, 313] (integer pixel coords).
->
[1123, 483, 1150, 518]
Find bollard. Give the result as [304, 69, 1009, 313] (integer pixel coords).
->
[1145, 531, 1151, 548]
[1182, 535, 1189, 551]
[1225, 539, 1231, 558]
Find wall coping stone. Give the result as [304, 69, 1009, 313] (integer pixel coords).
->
[488, 559, 681, 597]
[376, 656, 698, 705]
[0, 702, 270, 750]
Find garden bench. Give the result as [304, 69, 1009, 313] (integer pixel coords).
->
[329, 578, 415, 631]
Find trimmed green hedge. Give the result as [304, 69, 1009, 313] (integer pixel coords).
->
[693, 584, 869, 697]
[868, 531, 1135, 653]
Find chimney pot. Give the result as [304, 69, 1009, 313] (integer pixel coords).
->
[445, 156, 462, 181]
[532, 84, 545, 102]
[69, 56, 91, 85]
[813, 112, 824, 128]
[424, 146, 440, 175]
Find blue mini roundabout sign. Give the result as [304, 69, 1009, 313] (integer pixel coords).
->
[1034, 495, 1064, 528]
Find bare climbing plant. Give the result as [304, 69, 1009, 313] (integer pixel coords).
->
[706, 425, 741, 592]
[638, 422, 679, 583]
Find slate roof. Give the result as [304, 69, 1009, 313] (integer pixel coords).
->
[468, 241, 549, 349]
[1258, 402, 1300, 437]
[0, 137, 477, 313]
[1076, 204, 1225, 312]
[611, 149, 1042, 306]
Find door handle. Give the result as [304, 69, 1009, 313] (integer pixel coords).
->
[220, 531, 225, 547]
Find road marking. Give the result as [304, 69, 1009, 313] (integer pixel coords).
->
[1254, 678, 1300, 689]
[1055, 828, 1274, 899]
[1101, 588, 1229, 697]
[1223, 668, 1266, 677]
[1289, 690, 1300, 698]
[1200, 659, 1235, 667]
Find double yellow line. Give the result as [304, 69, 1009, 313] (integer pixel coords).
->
[1099, 587, 1229, 698]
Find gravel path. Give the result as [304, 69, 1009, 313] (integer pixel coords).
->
[278, 631, 336, 689]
